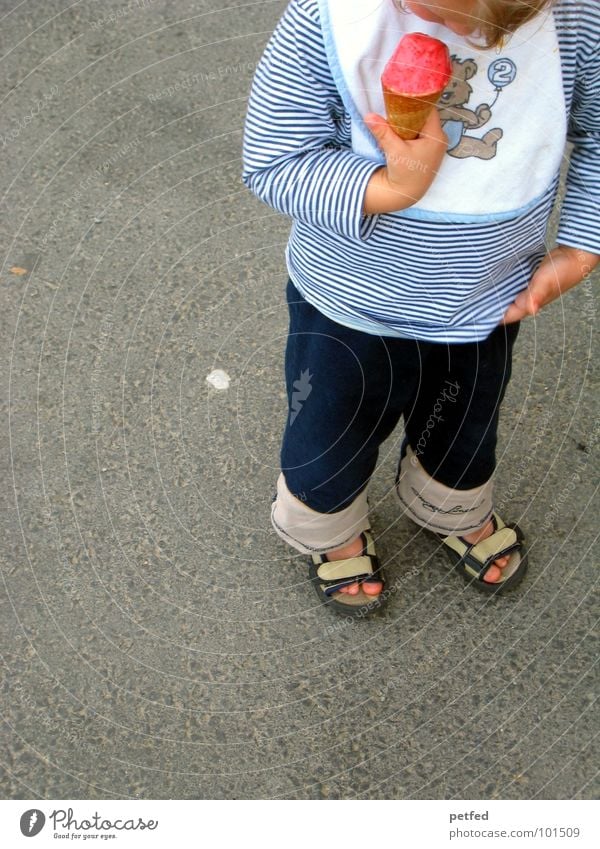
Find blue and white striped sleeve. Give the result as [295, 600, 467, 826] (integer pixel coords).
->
[557, 4, 600, 256]
[242, 0, 381, 241]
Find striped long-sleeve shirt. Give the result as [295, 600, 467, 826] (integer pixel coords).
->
[242, 0, 600, 342]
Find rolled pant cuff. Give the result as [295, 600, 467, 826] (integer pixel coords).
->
[396, 446, 493, 535]
[270, 472, 371, 554]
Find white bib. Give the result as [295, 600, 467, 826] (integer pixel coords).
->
[318, 0, 566, 221]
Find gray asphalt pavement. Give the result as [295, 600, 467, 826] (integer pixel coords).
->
[1, 0, 598, 800]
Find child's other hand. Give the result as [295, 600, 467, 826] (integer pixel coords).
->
[501, 245, 599, 324]
[363, 108, 448, 214]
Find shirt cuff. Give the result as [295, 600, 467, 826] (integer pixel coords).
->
[348, 158, 382, 242]
[557, 216, 600, 257]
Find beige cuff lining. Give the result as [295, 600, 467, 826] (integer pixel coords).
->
[396, 446, 493, 535]
[270, 472, 371, 554]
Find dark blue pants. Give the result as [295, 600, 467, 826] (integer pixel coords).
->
[281, 278, 519, 514]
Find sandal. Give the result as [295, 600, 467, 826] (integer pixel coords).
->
[308, 530, 388, 617]
[435, 512, 528, 594]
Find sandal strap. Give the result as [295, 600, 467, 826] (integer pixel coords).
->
[312, 531, 383, 596]
[316, 554, 374, 583]
[469, 527, 518, 564]
[444, 526, 520, 581]
[321, 577, 371, 597]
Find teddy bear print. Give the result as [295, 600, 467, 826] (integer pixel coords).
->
[437, 56, 503, 160]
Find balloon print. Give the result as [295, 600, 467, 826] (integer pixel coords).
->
[488, 58, 517, 90]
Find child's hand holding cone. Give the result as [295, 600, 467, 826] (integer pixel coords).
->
[381, 32, 452, 139]
[363, 108, 448, 214]
[361, 32, 451, 214]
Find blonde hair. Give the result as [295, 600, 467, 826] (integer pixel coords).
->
[394, 1, 557, 49]
[473, 0, 556, 48]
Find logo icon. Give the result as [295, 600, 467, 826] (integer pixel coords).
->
[290, 368, 313, 425]
[20, 810, 45, 837]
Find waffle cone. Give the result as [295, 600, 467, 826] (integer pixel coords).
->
[382, 85, 444, 140]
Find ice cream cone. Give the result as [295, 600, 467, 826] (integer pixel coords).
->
[382, 85, 445, 140]
[380, 32, 451, 140]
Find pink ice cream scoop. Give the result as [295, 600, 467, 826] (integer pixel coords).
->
[381, 32, 452, 139]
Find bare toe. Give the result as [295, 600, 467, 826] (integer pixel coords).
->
[483, 564, 502, 583]
[362, 580, 383, 596]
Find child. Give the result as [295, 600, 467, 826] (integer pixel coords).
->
[242, 0, 599, 616]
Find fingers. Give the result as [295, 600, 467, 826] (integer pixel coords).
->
[418, 105, 448, 146]
[363, 112, 387, 132]
[364, 111, 405, 150]
[501, 288, 540, 324]
[501, 304, 526, 324]
[504, 248, 591, 325]
[364, 107, 447, 200]
[364, 108, 447, 148]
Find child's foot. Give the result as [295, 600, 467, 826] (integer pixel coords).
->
[461, 518, 510, 583]
[327, 520, 508, 591]
[325, 535, 383, 596]
[308, 530, 389, 616]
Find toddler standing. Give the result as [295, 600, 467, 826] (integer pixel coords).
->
[242, 0, 599, 616]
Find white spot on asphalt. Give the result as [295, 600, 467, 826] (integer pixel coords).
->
[206, 368, 231, 390]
